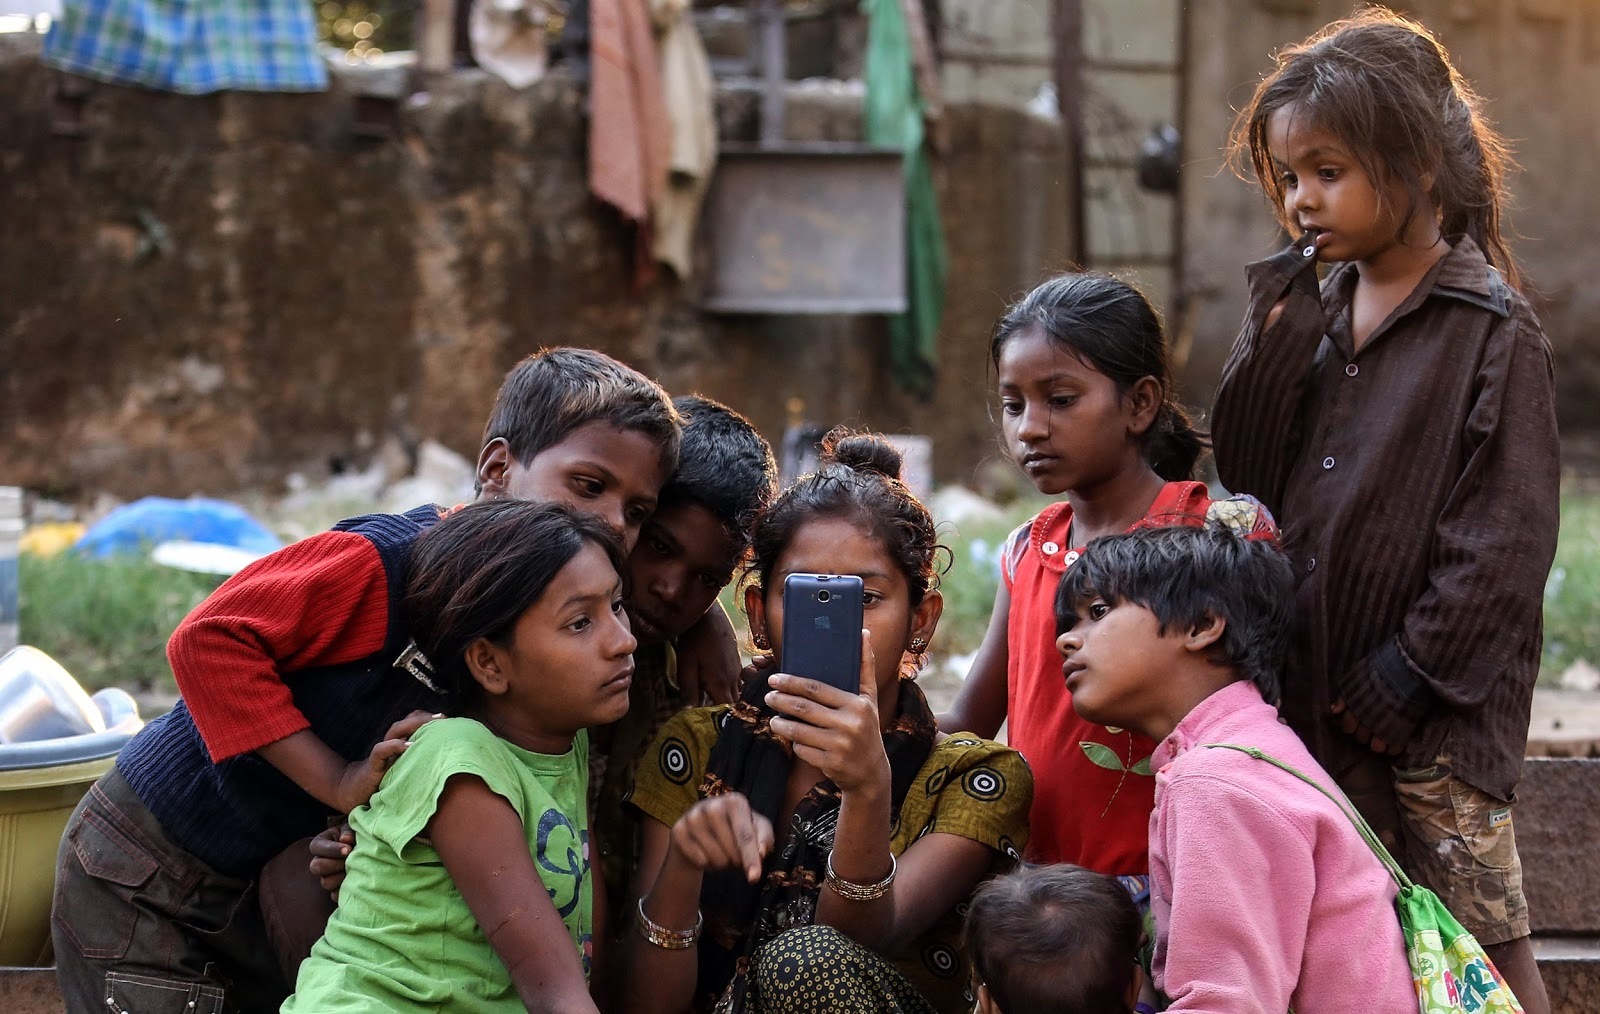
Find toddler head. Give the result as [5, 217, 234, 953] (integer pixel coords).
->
[965, 864, 1143, 1014]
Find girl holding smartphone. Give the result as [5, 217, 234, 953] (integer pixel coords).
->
[622, 429, 1032, 1014]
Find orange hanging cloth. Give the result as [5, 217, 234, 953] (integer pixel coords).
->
[589, 0, 670, 224]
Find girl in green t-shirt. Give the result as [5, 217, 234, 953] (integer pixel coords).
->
[283, 500, 635, 1014]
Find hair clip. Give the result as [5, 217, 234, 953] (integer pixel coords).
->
[394, 642, 445, 695]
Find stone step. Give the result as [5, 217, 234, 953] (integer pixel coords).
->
[1519, 759, 1600, 935]
[1534, 937, 1600, 1010]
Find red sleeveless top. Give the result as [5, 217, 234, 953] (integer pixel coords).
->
[1002, 481, 1274, 872]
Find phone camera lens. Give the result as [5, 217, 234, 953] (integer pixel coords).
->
[817, 589, 831, 603]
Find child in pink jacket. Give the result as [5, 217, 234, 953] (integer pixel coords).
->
[1054, 525, 1414, 1013]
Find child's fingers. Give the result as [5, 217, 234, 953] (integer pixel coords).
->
[752, 812, 775, 860]
[736, 808, 767, 882]
[765, 674, 855, 710]
[369, 737, 412, 770]
[384, 710, 443, 742]
[856, 630, 878, 704]
[767, 713, 838, 753]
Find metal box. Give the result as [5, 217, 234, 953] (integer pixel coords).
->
[701, 144, 907, 314]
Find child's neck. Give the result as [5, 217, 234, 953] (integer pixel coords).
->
[1067, 467, 1167, 546]
[469, 704, 578, 756]
[1350, 218, 1448, 350]
[1140, 671, 1245, 744]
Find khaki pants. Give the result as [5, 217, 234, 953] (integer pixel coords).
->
[1339, 752, 1530, 946]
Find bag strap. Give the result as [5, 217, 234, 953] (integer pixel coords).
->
[1202, 743, 1414, 891]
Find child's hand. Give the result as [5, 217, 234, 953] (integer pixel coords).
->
[335, 710, 440, 813]
[764, 631, 891, 796]
[668, 793, 775, 883]
[1330, 698, 1401, 756]
[308, 823, 355, 900]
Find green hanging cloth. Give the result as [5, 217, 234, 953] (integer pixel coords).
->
[863, 0, 948, 398]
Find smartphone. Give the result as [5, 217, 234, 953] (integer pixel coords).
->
[780, 573, 865, 694]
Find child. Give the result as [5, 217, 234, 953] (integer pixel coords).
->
[51, 347, 680, 1013]
[592, 394, 779, 915]
[624, 430, 1032, 1014]
[279, 394, 776, 980]
[1055, 525, 1414, 1012]
[1212, 10, 1558, 1009]
[940, 272, 1273, 873]
[285, 499, 630, 1012]
[964, 864, 1144, 1014]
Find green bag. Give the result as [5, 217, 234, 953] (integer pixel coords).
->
[1205, 744, 1523, 1014]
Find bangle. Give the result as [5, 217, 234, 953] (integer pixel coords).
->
[824, 852, 896, 902]
[634, 897, 701, 950]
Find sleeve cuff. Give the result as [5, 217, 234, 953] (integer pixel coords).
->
[1338, 639, 1435, 746]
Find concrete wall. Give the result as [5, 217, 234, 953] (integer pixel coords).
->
[0, 35, 1071, 499]
[1179, 0, 1600, 424]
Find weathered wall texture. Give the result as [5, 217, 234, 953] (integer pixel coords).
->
[0, 34, 1071, 498]
[1180, 0, 1600, 418]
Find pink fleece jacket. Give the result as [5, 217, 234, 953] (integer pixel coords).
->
[1148, 681, 1415, 1013]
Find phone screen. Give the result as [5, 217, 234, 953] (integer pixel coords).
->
[780, 573, 865, 694]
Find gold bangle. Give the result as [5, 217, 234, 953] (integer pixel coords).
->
[634, 897, 702, 950]
[824, 852, 897, 902]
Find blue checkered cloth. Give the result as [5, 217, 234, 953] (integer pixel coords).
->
[43, 0, 329, 93]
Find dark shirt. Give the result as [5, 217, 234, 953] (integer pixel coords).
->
[589, 641, 682, 922]
[1211, 235, 1559, 801]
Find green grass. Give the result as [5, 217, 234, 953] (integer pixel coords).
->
[17, 551, 222, 692]
[1539, 488, 1600, 682]
[15, 486, 1600, 696]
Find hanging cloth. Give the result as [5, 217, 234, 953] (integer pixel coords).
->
[863, 0, 948, 398]
[589, 0, 670, 223]
[649, 0, 717, 279]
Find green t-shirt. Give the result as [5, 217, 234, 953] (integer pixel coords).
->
[283, 718, 594, 1013]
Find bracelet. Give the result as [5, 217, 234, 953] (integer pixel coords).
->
[824, 851, 897, 902]
[634, 897, 702, 950]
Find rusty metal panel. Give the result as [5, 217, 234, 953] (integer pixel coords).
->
[702, 144, 907, 314]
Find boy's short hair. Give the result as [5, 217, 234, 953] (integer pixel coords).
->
[662, 395, 778, 548]
[965, 864, 1141, 1014]
[1055, 524, 1294, 703]
[481, 347, 681, 483]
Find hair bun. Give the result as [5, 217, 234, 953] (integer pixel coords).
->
[820, 427, 903, 481]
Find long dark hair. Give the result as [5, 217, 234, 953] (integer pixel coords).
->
[404, 499, 628, 699]
[1227, 7, 1519, 286]
[990, 272, 1204, 481]
[747, 428, 948, 610]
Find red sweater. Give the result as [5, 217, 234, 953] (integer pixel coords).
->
[167, 530, 393, 762]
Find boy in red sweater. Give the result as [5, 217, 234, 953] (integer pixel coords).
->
[52, 348, 681, 1013]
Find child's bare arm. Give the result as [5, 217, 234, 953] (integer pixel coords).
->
[259, 710, 436, 814]
[939, 581, 1010, 738]
[432, 775, 600, 1014]
[623, 802, 773, 1014]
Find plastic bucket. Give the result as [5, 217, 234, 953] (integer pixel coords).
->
[0, 754, 117, 965]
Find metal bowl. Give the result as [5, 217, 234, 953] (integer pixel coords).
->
[0, 646, 105, 745]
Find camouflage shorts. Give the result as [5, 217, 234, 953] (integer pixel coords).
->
[1340, 753, 1529, 946]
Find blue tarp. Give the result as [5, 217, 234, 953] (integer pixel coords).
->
[74, 497, 282, 559]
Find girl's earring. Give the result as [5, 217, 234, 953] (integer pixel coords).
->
[753, 632, 771, 652]
[908, 637, 928, 654]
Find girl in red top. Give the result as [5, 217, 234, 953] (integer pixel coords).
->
[941, 273, 1274, 874]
